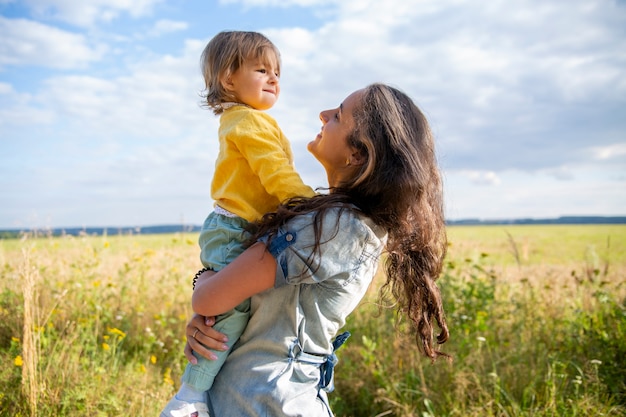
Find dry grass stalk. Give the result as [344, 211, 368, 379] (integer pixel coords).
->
[20, 247, 40, 417]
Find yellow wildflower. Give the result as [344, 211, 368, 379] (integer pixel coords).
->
[14, 355, 23, 367]
[150, 355, 157, 364]
[102, 343, 110, 351]
[163, 368, 174, 386]
[107, 327, 126, 339]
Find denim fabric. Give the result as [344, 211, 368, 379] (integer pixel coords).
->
[208, 208, 387, 417]
[182, 211, 250, 390]
[198, 211, 249, 270]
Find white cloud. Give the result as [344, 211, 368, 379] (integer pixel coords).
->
[19, 0, 164, 27]
[0, 81, 54, 126]
[146, 19, 188, 37]
[36, 39, 206, 141]
[0, 82, 13, 94]
[445, 168, 626, 220]
[0, 16, 106, 69]
[462, 170, 502, 186]
[592, 143, 626, 160]
[544, 166, 575, 181]
[220, 0, 334, 7]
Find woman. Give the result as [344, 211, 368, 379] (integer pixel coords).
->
[185, 83, 449, 416]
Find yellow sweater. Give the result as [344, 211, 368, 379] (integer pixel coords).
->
[211, 105, 315, 222]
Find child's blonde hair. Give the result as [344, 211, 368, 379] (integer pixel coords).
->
[200, 31, 281, 115]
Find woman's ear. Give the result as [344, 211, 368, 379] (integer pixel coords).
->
[349, 150, 366, 166]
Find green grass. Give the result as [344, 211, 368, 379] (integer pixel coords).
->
[1, 225, 625, 416]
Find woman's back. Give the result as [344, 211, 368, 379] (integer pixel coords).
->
[208, 208, 386, 416]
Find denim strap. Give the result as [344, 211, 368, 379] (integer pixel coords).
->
[319, 331, 351, 392]
[265, 231, 297, 258]
[289, 331, 351, 393]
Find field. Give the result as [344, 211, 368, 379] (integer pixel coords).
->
[1, 225, 625, 416]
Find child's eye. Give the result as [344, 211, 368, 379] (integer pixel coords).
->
[257, 68, 267, 74]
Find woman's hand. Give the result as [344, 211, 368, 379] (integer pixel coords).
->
[184, 313, 229, 364]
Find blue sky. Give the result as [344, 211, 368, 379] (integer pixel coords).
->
[1, 0, 625, 229]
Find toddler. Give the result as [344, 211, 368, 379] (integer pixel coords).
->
[160, 31, 315, 417]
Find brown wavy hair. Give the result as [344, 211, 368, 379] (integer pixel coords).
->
[250, 83, 449, 360]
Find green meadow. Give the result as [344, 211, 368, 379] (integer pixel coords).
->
[1, 225, 625, 416]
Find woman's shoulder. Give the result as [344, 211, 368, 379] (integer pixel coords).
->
[289, 206, 387, 245]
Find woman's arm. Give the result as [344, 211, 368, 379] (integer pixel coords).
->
[191, 242, 277, 316]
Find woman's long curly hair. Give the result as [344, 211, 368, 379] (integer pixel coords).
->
[250, 83, 449, 360]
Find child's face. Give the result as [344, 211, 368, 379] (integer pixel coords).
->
[225, 58, 280, 110]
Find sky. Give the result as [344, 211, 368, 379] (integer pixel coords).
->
[1, 0, 625, 229]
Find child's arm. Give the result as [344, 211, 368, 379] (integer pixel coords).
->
[239, 113, 315, 201]
[191, 242, 276, 317]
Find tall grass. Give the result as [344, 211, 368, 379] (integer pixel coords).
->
[0, 233, 198, 416]
[332, 225, 626, 416]
[1, 225, 625, 416]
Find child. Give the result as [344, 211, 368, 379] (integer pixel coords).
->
[160, 31, 315, 417]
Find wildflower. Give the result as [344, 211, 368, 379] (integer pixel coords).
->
[476, 336, 486, 343]
[590, 359, 602, 366]
[11, 337, 20, 343]
[151, 355, 157, 364]
[103, 241, 110, 248]
[163, 368, 174, 386]
[107, 327, 126, 339]
[14, 355, 23, 367]
[102, 343, 110, 351]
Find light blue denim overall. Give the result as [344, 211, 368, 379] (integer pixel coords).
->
[206, 207, 387, 417]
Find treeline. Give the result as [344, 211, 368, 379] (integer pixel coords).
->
[446, 216, 626, 225]
[0, 224, 201, 239]
[1, 216, 625, 239]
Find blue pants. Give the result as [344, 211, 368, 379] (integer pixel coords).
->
[182, 211, 250, 390]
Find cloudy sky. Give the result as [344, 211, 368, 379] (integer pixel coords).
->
[1, 0, 625, 229]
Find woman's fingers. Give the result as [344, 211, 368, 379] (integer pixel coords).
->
[184, 341, 198, 364]
[184, 314, 229, 362]
[187, 333, 218, 361]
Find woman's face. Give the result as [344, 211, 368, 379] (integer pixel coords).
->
[308, 89, 364, 187]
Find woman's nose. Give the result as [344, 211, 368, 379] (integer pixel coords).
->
[319, 111, 329, 124]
